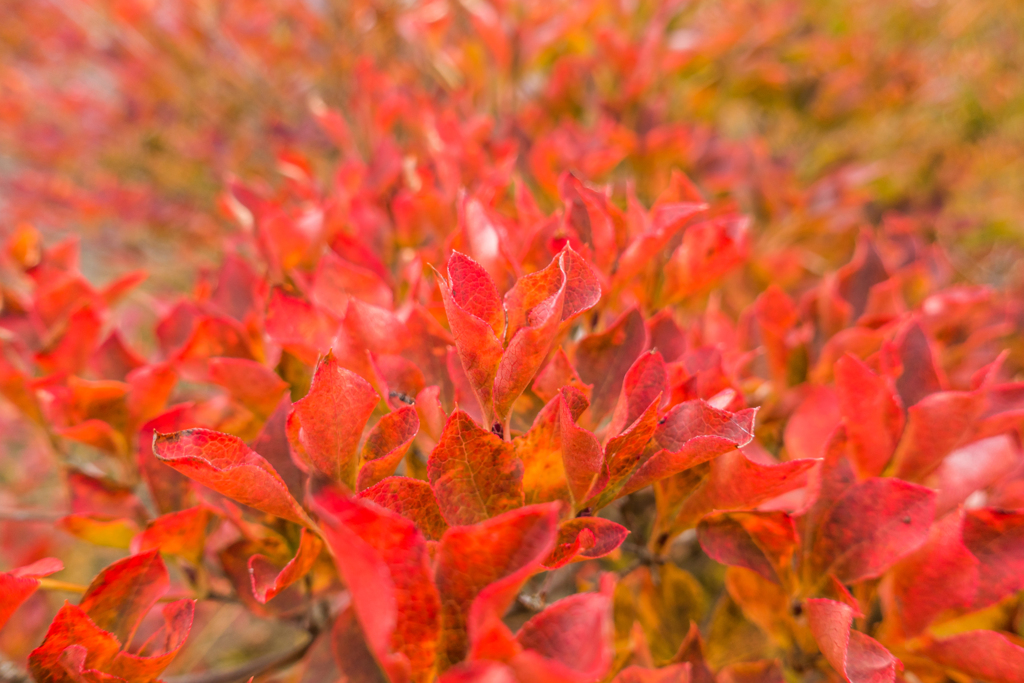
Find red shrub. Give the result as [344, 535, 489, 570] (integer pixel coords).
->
[2, 1, 1024, 683]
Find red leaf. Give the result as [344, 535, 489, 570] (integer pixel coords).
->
[493, 253, 567, 422]
[516, 390, 577, 505]
[106, 599, 194, 682]
[621, 401, 757, 498]
[58, 645, 123, 683]
[754, 286, 799, 387]
[835, 354, 904, 477]
[614, 202, 706, 289]
[784, 386, 840, 461]
[460, 195, 515, 289]
[575, 308, 648, 422]
[664, 215, 749, 300]
[608, 351, 667, 440]
[665, 450, 817, 532]
[435, 503, 560, 671]
[331, 606, 390, 683]
[0, 558, 63, 630]
[29, 603, 122, 683]
[890, 390, 984, 481]
[928, 434, 1023, 516]
[77, 551, 168, 645]
[126, 363, 178, 432]
[359, 476, 450, 541]
[512, 591, 614, 683]
[806, 477, 935, 585]
[427, 410, 524, 526]
[250, 396, 307, 501]
[962, 507, 1024, 610]
[891, 320, 944, 407]
[265, 289, 339, 364]
[880, 510, 978, 638]
[697, 511, 797, 585]
[921, 630, 1024, 683]
[154, 428, 315, 527]
[344, 299, 407, 355]
[559, 389, 604, 506]
[130, 506, 215, 564]
[288, 351, 379, 487]
[544, 517, 629, 568]
[805, 598, 900, 683]
[249, 528, 324, 604]
[437, 252, 505, 422]
[673, 622, 715, 683]
[315, 493, 441, 683]
[174, 315, 256, 364]
[36, 306, 103, 376]
[584, 395, 661, 509]
[557, 245, 601, 322]
[311, 249, 393, 316]
[208, 357, 289, 418]
[137, 406, 197, 515]
[532, 348, 591, 405]
[357, 406, 420, 491]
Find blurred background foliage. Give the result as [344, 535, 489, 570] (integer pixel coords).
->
[3, 0, 1024, 293]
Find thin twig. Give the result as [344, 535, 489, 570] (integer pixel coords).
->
[37, 578, 86, 594]
[163, 634, 315, 683]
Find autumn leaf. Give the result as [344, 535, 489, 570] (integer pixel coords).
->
[492, 253, 567, 423]
[0, 558, 63, 630]
[437, 252, 505, 423]
[207, 357, 289, 418]
[879, 510, 978, 639]
[805, 477, 934, 586]
[77, 550, 169, 645]
[314, 492, 441, 683]
[575, 308, 648, 423]
[249, 528, 324, 604]
[29, 553, 194, 683]
[154, 428, 316, 527]
[920, 630, 1024, 683]
[962, 507, 1024, 610]
[656, 450, 817, 543]
[511, 591, 614, 683]
[543, 517, 629, 568]
[805, 598, 900, 683]
[359, 476, 450, 541]
[428, 410, 524, 526]
[288, 351, 380, 487]
[357, 405, 420, 491]
[131, 506, 216, 564]
[835, 354, 904, 478]
[621, 401, 757, 499]
[435, 503, 560, 671]
[697, 511, 797, 585]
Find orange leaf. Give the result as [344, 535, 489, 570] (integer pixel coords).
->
[154, 429, 315, 527]
[427, 410, 523, 526]
[287, 351, 379, 487]
[357, 406, 420, 491]
[359, 477, 449, 541]
[249, 528, 324, 604]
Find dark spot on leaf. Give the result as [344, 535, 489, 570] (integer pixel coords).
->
[388, 390, 415, 405]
